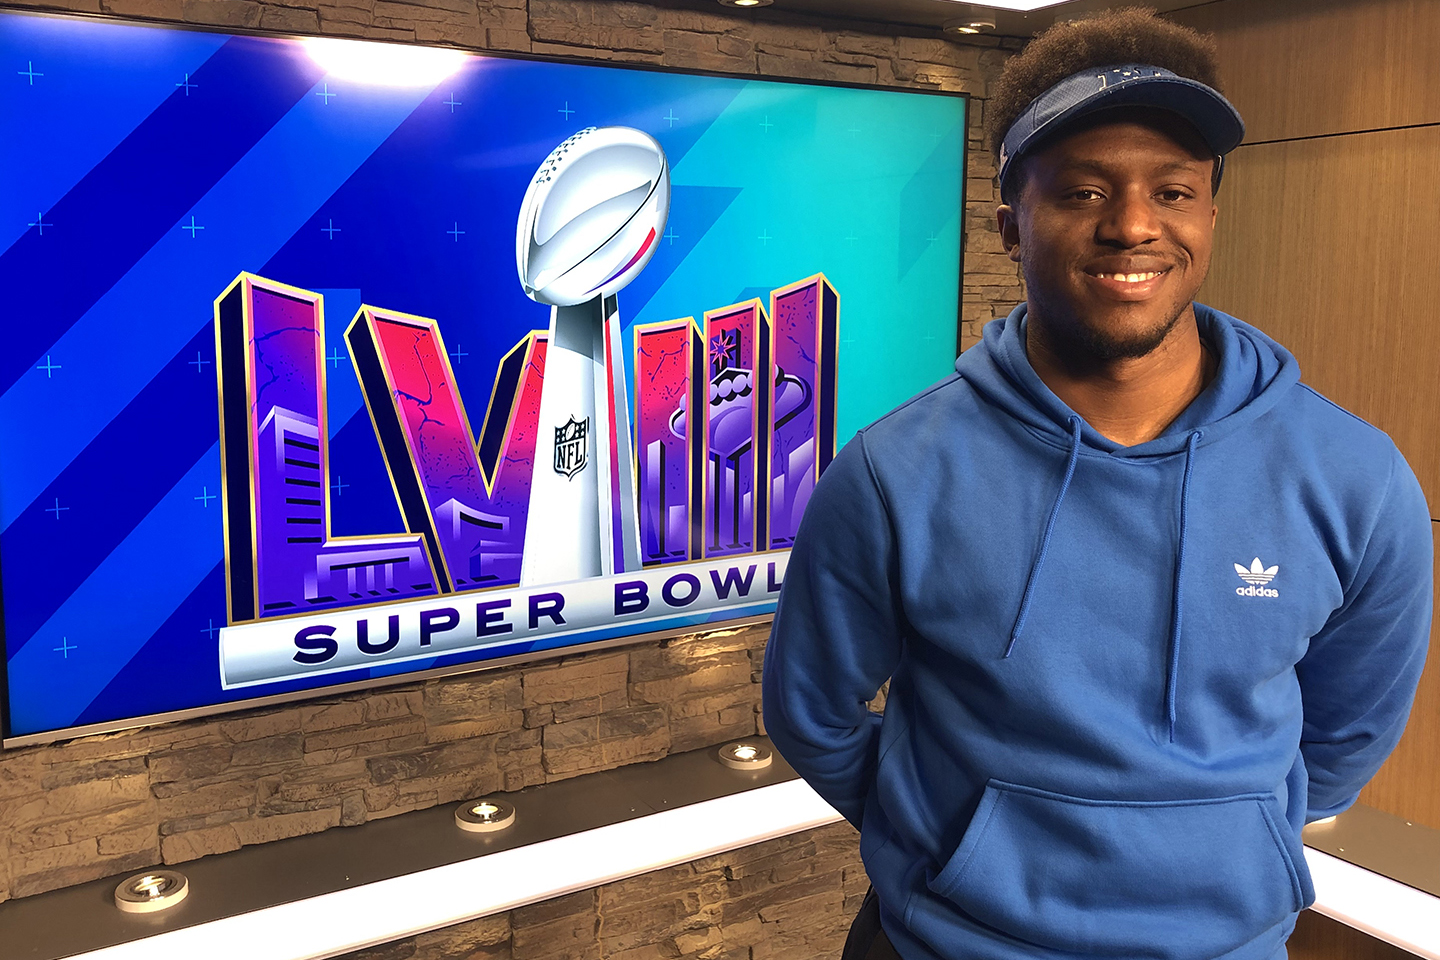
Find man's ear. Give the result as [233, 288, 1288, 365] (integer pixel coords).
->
[998, 203, 1022, 263]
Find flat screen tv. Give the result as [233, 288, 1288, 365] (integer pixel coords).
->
[0, 9, 967, 746]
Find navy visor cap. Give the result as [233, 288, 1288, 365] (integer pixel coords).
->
[999, 64, 1246, 201]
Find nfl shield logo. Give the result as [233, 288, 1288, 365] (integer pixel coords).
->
[554, 415, 589, 480]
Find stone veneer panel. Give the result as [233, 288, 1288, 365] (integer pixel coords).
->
[0, 623, 779, 899]
[0, 0, 1023, 950]
[330, 823, 869, 960]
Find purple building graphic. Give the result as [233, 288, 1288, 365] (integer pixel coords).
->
[215, 275, 437, 622]
[634, 319, 708, 565]
[631, 273, 838, 565]
[701, 300, 773, 559]
[768, 275, 840, 548]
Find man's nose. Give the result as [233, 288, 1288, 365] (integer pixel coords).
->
[1096, 190, 1163, 247]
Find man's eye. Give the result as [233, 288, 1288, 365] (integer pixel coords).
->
[1068, 189, 1103, 201]
[1158, 189, 1192, 202]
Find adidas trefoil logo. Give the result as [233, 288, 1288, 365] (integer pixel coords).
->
[1235, 557, 1278, 585]
[1234, 557, 1279, 598]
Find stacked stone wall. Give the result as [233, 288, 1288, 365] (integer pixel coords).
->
[337, 824, 868, 960]
[0, 624, 773, 900]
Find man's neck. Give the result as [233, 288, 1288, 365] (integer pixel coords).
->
[1025, 307, 1217, 447]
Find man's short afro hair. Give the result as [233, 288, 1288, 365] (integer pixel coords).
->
[986, 7, 1223, 167]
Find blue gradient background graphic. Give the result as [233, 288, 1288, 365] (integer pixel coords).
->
[0, 11, 965, 739]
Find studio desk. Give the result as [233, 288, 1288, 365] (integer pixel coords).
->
[0, 740, 1436, 960]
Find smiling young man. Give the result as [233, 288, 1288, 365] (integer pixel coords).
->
[763, 9, 1433, 960]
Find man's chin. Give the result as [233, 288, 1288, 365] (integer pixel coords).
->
[1061, 308, 1187, 362]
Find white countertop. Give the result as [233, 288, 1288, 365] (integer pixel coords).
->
[66, 780, 1440, 960]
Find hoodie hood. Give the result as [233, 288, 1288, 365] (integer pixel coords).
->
[956, 302, 1301, 456]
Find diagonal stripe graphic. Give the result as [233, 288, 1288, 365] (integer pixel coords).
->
[73, 562, 228, 728]
[897, 123, 965, 282]
[0, 16, 230, 258]
[0, 76, 437, 533]
[6, 445, 222, 733]
[2, 292, 377, 664]
[1, 323, 217, 659]
[0, 36, 326, 396]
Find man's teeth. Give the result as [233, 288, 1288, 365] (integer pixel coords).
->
[1096, 271, 1164, 282]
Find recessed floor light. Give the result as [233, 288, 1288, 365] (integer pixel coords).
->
[718, 741, 773, 770]
[115, 870, 189, 914]
[719, 0, 773, 8]
[455, 797, 517, 833]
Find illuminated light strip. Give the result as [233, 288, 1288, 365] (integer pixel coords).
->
[938, 0, 1070, 9]
[1305, 848, 1440, 958]
[60, 788, 1440, 960]
[65, 780, 843, 960]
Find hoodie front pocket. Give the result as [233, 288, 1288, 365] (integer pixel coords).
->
[927, 780, 1308, 959]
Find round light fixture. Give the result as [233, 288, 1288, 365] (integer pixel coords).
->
[717, 741, 773, 770]
[455, 797, 517, 833]
[943, 17, 996, 35]
[718, 0, 773, 7]
[115, 870, 189, 914]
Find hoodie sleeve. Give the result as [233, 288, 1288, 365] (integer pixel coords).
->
[762, 431, 905, 829]
[1296, 451, 1434, 821]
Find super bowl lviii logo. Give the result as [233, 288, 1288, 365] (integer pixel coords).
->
[213, 127, 838, 688]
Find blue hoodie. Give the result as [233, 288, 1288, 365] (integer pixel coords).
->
[762, 303, 1432, 960]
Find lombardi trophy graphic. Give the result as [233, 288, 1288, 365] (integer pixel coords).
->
[516, 126, 671, 584]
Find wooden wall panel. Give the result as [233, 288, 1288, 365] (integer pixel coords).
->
[1357, 527, 1440, 826]
[1200, 129, 1440, 831]
[1290, 912, 1417, 960]
[1170, 0, 1440, 142]
[1200, 128, 1440, 513]
[1165, 5, 1440, 954]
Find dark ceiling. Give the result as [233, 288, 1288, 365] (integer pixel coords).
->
[745, 0, 1216, 38]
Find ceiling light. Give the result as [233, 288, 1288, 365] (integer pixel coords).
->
[944, 18, 995, 35]
[942, 2, 996, 34]
[115, 870, 189, 913]
[717, 741, 773, 770]
[455, 797, 516, 833]
[718, 0, 773, 7]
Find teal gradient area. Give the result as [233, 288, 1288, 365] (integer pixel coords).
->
[626, 80, 966, 446]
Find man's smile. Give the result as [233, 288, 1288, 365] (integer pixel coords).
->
[1092, 270, 1165, 282]
[1082, 262, 1174, 301]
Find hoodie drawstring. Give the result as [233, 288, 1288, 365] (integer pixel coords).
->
[1006, 416, 1083, 658]
[1004, 421, 1204, 744]
[1166, 430, 1203, 742]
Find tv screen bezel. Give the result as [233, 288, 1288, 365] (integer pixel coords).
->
[0, 7, 971, 748]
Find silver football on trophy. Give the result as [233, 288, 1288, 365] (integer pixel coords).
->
[516, 126, 671, 307]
